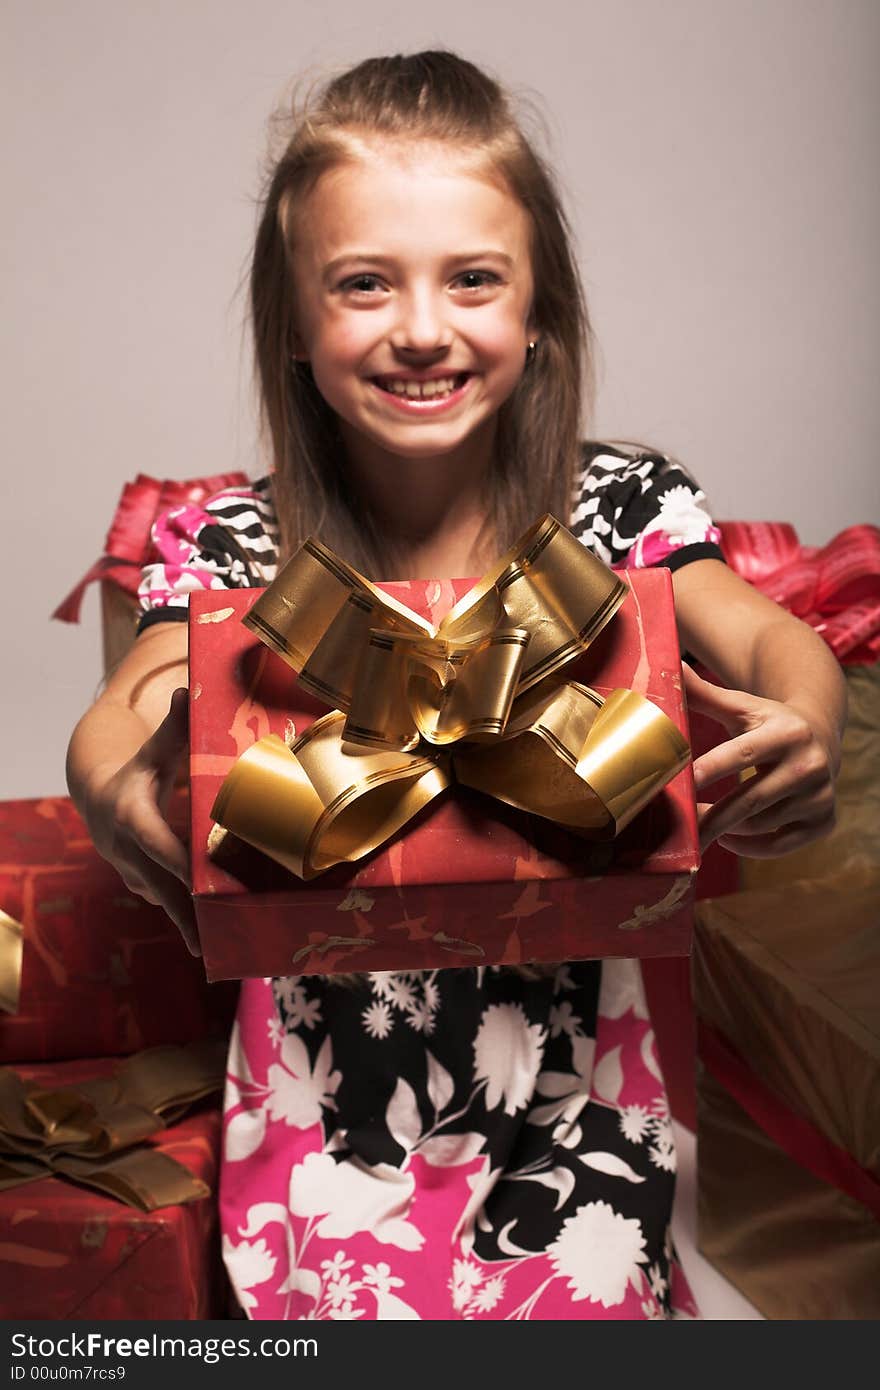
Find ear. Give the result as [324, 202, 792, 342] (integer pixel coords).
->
[290, 325, 309, 362]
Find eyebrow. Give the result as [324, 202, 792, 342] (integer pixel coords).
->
[322, 250, 516, 280]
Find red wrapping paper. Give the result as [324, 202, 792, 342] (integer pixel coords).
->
[189, 569, 700, 980]
[641, 696, 741, 1130]
[0, 1056, 225, 1319]
[0, 798, 237, 1064]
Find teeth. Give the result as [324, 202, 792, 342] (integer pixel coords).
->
[380, 376, 460, 400]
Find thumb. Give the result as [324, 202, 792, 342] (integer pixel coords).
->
[681, 663, 755, 729]
[139, 687, 188, 774]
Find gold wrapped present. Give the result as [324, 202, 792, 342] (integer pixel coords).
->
[694, 873, 880, 1319]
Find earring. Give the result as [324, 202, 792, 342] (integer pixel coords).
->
[525, 340, 537, 365]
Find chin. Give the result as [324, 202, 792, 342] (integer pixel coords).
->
[362, 425, 484, 461]
[385, 436, 470, 461]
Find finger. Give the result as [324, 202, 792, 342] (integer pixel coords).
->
[694, 708, 834, 797]
[119, 871, 160, 905]
[681, 664, 760, 730]
[722, 787, 835, 837]
[692, 728, 767, 792]
[130, 804, 190, 884]
[114, 773, 191, 883]
[697, 769, 789, 849]
[692, 742, 758, 793]
[717, 812, 836, 859]
[125, 848, 201, 956]
[161, 881, 201, 958]
[114, 850, 198, 961]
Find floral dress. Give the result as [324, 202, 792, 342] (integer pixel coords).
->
[138, 443, 723, 1320]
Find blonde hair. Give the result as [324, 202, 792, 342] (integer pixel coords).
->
[250, 49, 594, 578]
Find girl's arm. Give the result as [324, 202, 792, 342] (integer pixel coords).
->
[670, 558, 847, 857]
[66, 622, 199, 952]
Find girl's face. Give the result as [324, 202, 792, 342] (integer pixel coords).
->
[290, 141, 536, 463]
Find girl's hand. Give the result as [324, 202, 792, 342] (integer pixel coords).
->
[84, 688, 199, 955]
[681, 663, 839, 858]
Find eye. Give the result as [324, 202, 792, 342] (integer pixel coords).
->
[453, 270, 501, 292]
[340, 274, 385, 295]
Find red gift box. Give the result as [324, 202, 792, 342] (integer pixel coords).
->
[0, 1056, 226, 1319]
[52, 470, 249, 673]
[0, 798, 237, 1064]
[189, 570, 700, 981]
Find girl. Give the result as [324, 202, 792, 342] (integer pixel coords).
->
[67, 51, 845, 1320]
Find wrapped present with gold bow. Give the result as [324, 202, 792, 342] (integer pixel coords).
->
[190, 516, 700, 980]
[0, 796, 237, 1055]
[0, 1049, 227, 1318]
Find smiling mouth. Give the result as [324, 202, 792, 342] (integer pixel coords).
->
[372, 372, 471, 401]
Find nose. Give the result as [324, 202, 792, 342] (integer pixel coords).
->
[390, 287, 451, 358]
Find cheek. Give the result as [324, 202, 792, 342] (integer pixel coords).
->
[311, 321, 370, 369]
[475, 325, 528, 398]
[473, 304, 530, 360]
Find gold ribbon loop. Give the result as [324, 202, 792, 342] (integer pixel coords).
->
[454, 684, 690, 836]
[347, 626, 531, 750]
[244, 537, 432, 712]
[212, 516, 691, 880]
[0, 1040, 226, 1210]
[213, 719, 450, 879]
[245, 516, 627, 753]
[0, 908, 23, 1016]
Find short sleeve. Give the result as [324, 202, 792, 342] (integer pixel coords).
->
[570, 446, 725, 571]
[137, 478, 280, 634]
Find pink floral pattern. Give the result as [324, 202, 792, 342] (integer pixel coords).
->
[220, 964, 699, 1320]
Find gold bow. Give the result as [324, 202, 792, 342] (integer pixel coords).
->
[0, 1039, 226, 1210]
[211, 515, 690, 879]
[0, 908, 23, 1015]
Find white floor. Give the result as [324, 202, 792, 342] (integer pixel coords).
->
[670, 1122, 765, 1320]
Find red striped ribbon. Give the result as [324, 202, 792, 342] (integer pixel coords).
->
[719, 521, 880, 665]
[698, 1017, 880, 1220]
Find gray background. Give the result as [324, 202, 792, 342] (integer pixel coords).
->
[5, 0, 879, 798]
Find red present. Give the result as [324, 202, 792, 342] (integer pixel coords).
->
[719, 521, 880, 665]
[189, 569, 700, 981]
[0, 1056, 226, 1319]
[52, 471, 249, 673]
[0, 798, 237, 1064]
